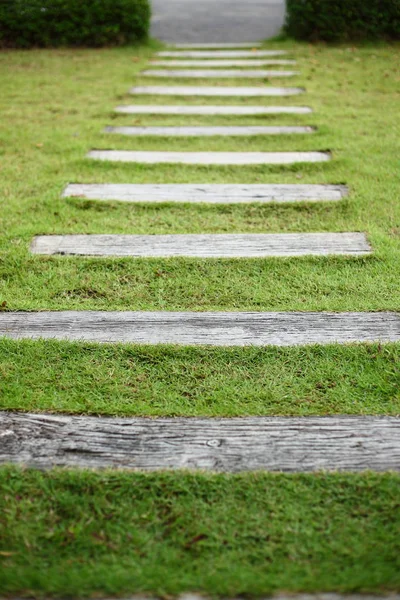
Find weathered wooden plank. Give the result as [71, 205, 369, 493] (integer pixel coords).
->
[1, 412, 400, 472]
[30, 233, 370, 258]
[1, 311, 399, 346]
[63, 183, 347, 204]
[104, 125, 315, 137]
[157, 50, 288, 58]
[171, 42, 263, 48]
[142, 69, 299, 78]
[87, 151, 329, 165]
[31, 233, 371, 258]
[129, 86, 304, 97]
[150, 59, 297, 66]
[115, 105, 312, 115]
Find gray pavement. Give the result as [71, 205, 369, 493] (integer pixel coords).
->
[150, 0, 286, 43]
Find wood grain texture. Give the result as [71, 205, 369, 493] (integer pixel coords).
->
[142, 69, 298, 78]
[104, 125, 314, 137]
[171, 42, 263, 48]
[157, 50, 288, 58]
[115, 105, 312, 115]
[63, 183, 347, 204]
[1, 412, 400, 472]
[150, 59, 297, 66]
[87, 151, 329, 165]
[129, 86, 304, 96]
[0, 311, 399, 346]
[30, 233, 371, 258]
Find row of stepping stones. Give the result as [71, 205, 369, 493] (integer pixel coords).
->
[1, 42, 399, 472]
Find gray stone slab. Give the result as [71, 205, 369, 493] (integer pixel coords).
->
[157, 50, 288, 58]
[63, 183, 346, 204]
[130, 86, 304, 96]
[104, 125, 315, 137]
[87, 151, 329, 165]
[1, 312, 399, 346]
[115, 105, 312, 115]
[150, 59, 297, 66]
[143, 69, 299, 78]
[2, 412, 400, 472]
[171, 43, 263, 48]
[30, 233, 370, 258]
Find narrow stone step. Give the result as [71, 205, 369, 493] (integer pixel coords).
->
[1, 312, 398, 346]
[130, 86, 304, 97]
[2, 412, 399, 472]
[171, 42, 263, 48]
[115, 105, 312, 115]
[63, 183, 347, 204]
[150, 59, 297, 66]
[30, 233, 370, 258]
[104, 125, 315, 137]
[142, 69, 299, 78]
[87, 151, 329, 165]
[157, 50, 288, 58]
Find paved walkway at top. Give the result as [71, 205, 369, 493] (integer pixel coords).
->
[150, 0, 286, 43]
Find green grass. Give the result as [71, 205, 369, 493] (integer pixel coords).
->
[0, 40, 400, 413]
[1, 468, 400, 597]
[1, 41, 400, 598]
[1, 340, 400, 416]
[1, 42, 400, 313]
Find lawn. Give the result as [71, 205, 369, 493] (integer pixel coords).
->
[0, 468, 400, 597]
[0, 40, 400, 597]
[0, 40, 399, 412]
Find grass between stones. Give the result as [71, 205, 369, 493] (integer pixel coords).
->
[0, 467, 400, 596]
[1, 341, 400, 416]
[1, 40, 400, 597]
[0, 41, 399, 409]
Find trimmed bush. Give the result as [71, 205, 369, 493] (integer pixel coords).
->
[285, 0, 400, 42]
[0, 0, 151, 48]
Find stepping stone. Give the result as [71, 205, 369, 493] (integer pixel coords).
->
[115, 105, 312, 115]
[150, 59, 297, 67]
[142, 69, 299, 78]
[130, 86, 304, 97]
[2, 412, 400, 472]
[104, 125, 315, 137]
[63, 183, 348, 204]
[87, 151, 329, 165]
[30, 233, 370, 258]
[157, 51, 288, 58]
[171, 42, 263, 48]
[0, 311, 399, 345]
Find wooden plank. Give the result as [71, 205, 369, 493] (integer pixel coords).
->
[150, 59, 297, 67]
[63, 183, 347, 204]
[87, 151, 329, 165]
[0, 311, 399, 346]
[115, 105, 312, 115]
[142, 69, 299, 78]
[171, 42, 263, 48]
[130, 86, 304, 97]
[30, 233, 370, 258]
[1, 412, 400, 472]
[104, 125, 315, 137]
[157, 50, 288, 58]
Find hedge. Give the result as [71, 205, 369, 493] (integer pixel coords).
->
[284, 0, 400, 42]
[0, 0, 151, 48]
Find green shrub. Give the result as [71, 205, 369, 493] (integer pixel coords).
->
[284, 0, 400, 42]
[0, 0, 151, 48]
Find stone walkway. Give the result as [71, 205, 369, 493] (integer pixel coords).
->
[150, 0, 286, 43]
[1, 42, 400, 472]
